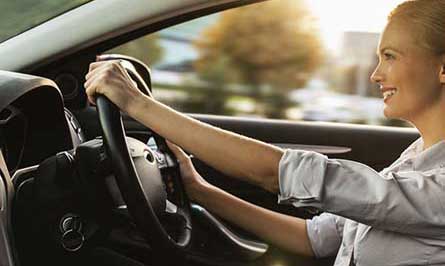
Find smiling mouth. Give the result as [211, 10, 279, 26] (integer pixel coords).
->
[381, 87, 397, 102]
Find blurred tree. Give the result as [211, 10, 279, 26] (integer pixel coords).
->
[109, 34, 164, 66]
[194, 0, 324, 118]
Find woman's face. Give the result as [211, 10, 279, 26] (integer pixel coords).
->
[370, 19, 444, 122]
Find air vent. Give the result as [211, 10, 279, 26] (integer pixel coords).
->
[55, 73, 79, 101]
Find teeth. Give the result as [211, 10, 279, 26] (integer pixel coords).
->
[383, 89, 396, 99]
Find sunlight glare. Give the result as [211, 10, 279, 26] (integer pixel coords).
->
[304, 0, 405, 53]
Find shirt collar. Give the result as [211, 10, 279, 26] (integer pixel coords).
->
[400, 137, 423, 159]
[411, 138, 445, 171]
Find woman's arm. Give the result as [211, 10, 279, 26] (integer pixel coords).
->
[130, 96, 283, 191]
[192, 183, 314, 257]
[166, 141, 314, 257]
[279, 149, 445, 239]
[85, 60, 283, 192]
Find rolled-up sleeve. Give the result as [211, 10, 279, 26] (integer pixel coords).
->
[278, 149, 445, 239]
[278, 149, 328, 209]
[306, 213, 345, 258]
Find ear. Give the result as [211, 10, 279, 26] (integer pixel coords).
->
[440, 55, 445, 83]
[440, 66, 445, 83]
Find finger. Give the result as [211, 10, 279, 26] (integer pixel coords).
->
[84, 72, 95, 88]
[85, 82, 97, 105]
[85, 61, 122, 89]
[112, 60, 136, 87]
[88, 61, 106, 74]
[87, 94, 96, 106]
[86, 61, 113, 81]
[84, 71, 103, 94]
[85, 67, 102, 86]
[96, 54, 110, 62]
[88, 60, 127, 84]
[166, 140, 190, 160]
[85, 75, 106, 101]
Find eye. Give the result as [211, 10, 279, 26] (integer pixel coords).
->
[383, 52, 395, 60]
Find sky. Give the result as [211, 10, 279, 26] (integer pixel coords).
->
[303, 0, 405, 52]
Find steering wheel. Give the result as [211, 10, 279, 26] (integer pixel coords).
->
[95, 58, 192, 258]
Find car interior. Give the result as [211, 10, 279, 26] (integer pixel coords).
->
[0, 1, 419, 266]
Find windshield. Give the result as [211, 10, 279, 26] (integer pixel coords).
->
[0, 0, 92, 43]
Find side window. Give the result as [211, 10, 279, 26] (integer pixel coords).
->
[108, 0, 408, 127]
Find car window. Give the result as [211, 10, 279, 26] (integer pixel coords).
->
[0, 0, 92, 43]
[108, 0, 409, 127]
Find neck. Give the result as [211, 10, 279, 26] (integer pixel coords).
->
[410, 102, 445, 150]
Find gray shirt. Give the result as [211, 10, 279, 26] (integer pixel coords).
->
[278, 138, 445, 265]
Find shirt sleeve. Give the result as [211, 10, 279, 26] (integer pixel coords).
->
[278, 149, 445, 239]
[306, 213, 345, 258]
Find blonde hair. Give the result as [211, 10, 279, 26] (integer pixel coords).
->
[388, 0, 445, 54]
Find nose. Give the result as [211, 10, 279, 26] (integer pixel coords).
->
[370, 63, 383, 84]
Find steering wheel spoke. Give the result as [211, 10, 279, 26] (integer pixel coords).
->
[165, 199, 178, 214]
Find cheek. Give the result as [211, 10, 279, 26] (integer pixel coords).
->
[395, 61, 422, 95]
[386, 62, 394, 75]
[402, 56, 441, 91]
[398, 69, 441, 114]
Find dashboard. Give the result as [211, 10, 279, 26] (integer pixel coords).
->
[0, 71, 78, 174]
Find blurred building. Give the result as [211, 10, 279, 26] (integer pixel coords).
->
[339, 31, 380, 97]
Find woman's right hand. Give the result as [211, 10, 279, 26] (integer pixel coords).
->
[166, 140, 211, 201]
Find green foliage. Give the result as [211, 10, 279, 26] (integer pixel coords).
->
[0, 0, 91, 42]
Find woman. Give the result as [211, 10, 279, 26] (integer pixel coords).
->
[85, 0, 445, 264]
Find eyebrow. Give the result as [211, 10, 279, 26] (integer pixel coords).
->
[376, 46, 404, 56]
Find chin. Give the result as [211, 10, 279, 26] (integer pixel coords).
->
[383, 106, 404, 120]
[383, 107, 395, 119]
[383, 105, 412, 124]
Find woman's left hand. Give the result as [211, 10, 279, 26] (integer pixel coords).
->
[166, 140, 211, 201]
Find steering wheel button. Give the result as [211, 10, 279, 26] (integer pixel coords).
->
[144, 151, 154, 163]
[61, 217, 74, 233]
[60, 214, 82, 233]
[156, 155, 165, 164]
[61, 230, 84, 252]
